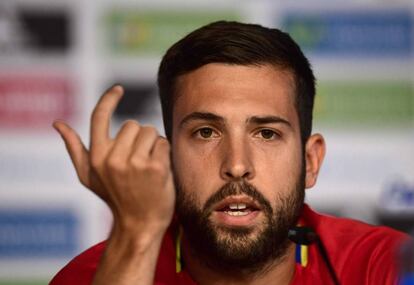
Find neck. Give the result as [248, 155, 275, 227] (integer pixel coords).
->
[181, 235, 297, 285]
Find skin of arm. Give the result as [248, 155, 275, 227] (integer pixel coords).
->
[53, 85, 175, 285]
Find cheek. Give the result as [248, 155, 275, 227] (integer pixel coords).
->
[253, 142, 303, 194]
[172, 141, 219, 204]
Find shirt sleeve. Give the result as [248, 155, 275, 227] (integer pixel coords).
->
[365, 230, 408, 285]
[49, 242, 105, 285]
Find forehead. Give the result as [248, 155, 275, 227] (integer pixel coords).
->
[173, 63, 298, 126]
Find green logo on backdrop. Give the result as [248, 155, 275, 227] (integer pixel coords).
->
[315, 81, 413, 127]
[105, 10, 241, 55]
[285, 19, 325, 50]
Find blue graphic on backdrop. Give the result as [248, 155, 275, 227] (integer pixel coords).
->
[282, 10, 413, 56]
[0, 209, 78, 257]
[380, 180, 414, 212]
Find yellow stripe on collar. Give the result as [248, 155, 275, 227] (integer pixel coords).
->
[295, 222, 309, 267]
[300, 244, 309, 267]
[176, 227, 183, 273]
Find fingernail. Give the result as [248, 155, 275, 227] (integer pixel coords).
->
[113, 84, 124, 93]
[52, 120, 64, 131]
[105, 83, 123, 94]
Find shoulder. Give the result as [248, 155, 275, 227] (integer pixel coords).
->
[303, 204, 409, 284]
[303, 204, 408, 248]
[50, 241, 106, 285]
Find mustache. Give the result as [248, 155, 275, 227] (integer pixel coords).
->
[203, 181, 273, 216]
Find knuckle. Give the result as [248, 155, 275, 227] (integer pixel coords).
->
[130, 158, 164, 174]
[106, 157, 126, 173]
[122, 120, 140, 130]
[158, 138, 170, 150]
[154, 139, 171, 158]
[142, 126, 158, 137]
[130, 157, 145, 170]
[147, 161, 165, 173]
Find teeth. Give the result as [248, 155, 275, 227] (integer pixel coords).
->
[238, 203, 247, 210]
[225, 210, 250, 216]
[228, 203, 247, 210]
[229, 203, 238, 210]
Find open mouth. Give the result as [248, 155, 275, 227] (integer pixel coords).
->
[217, 202, 259, 216]
[211, 196, 262, 225]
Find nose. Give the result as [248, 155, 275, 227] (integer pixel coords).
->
[220, 136, 255, 181]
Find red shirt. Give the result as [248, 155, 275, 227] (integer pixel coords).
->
[50, 204, 408, 285]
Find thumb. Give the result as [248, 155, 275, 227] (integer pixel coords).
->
[53, 120, 91, 188]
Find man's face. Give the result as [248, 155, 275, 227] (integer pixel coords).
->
[171, 63, 305, 272]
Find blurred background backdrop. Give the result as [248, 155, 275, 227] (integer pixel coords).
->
[0, 0, 413, 284]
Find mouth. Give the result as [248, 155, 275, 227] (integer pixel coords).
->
[211, 195, 262, 227]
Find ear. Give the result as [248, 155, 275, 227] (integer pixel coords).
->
[304, 134, 326, 189]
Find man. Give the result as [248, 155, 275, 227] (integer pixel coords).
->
[50, 21, 407, 285]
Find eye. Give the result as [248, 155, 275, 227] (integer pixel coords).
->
[195, 127, 217, 139]
[257, 129, 279, 140]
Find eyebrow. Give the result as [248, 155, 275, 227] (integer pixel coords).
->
[179, 112, 225, 127]
[247, 115, 292, 128]
[179, 112, 292, 129]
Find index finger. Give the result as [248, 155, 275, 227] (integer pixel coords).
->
[90, 84, 124, 149]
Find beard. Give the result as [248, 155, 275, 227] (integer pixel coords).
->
[175, 166, 305, 275]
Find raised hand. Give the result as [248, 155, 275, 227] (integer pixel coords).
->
[53, 84, 175, 238]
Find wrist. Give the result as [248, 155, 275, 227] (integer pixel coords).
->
[92, 219, 166, 285]
[109, 220, 166, 253]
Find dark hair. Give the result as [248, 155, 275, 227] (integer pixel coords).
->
[157, 20, 315, 145]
